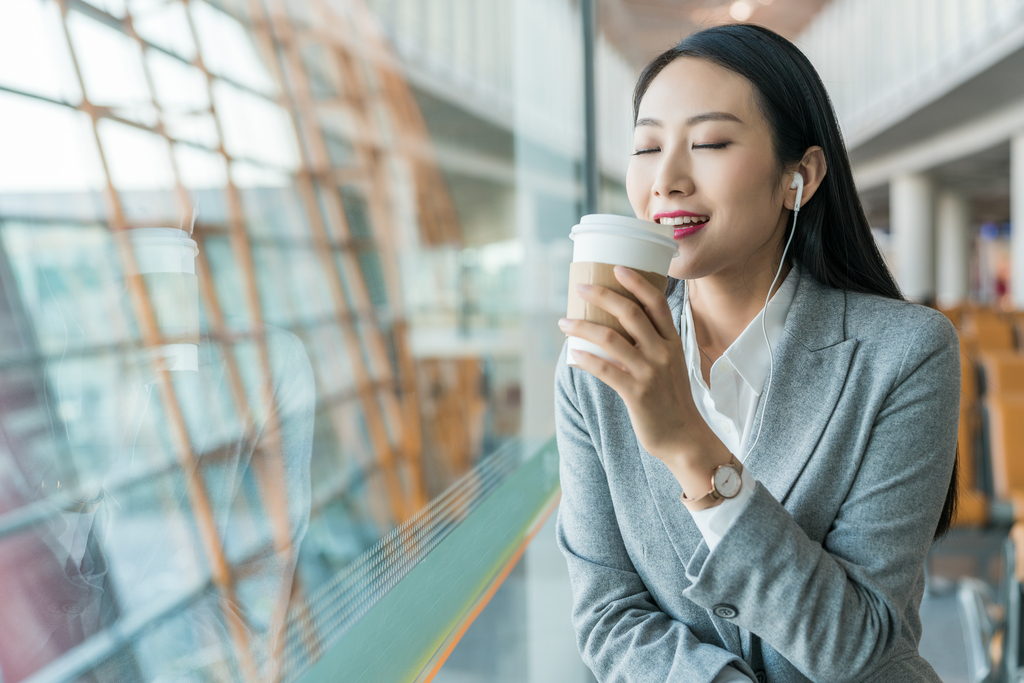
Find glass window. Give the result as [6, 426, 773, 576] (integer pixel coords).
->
[339, 185, 373, 239]
[0, 0, 82, 103]
[66, 11, 157, 126]
[146, 49, 211, 115]
[131, 0, 197, 61]
[0, 93, 105, 195]
[212, 81, 300, 170]
[190, 0, 277, 96]
[0, 0, 601, 677]
[98, 119, 177, 192]
[300, 43, 338, 100]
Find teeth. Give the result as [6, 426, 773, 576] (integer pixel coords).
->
[659, 215, 710, 225]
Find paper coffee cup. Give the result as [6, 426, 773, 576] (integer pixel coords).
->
[128, 228, 201, 373]
[565, 214, 676, 366]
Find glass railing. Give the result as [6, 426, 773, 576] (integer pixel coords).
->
[286, 437, 560, 683]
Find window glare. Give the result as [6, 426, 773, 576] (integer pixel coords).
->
[0, 0, 82, 103]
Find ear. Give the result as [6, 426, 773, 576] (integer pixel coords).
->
[785, 146, 827, 210]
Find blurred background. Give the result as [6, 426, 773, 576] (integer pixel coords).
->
[1, 0, 1023, 682]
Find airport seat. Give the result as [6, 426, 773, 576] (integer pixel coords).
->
[963, 311, 1016, 353]
[984, 394, 1024, 519]
[1013, 313, 1024, 352]
[978, 351, 1024, 395]
[955, 402, 989, 528]
[963, 350, 980, 407]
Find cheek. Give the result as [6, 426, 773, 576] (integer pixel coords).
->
[707, 159, 771, 213]
[625, 158, 650, 217]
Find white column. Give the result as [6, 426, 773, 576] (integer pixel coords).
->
[1012, 132, 1024, 308]
[890, 172, 935, 302]
[935, 190, 971, 308]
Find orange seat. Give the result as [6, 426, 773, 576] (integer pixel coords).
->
[962, 350, 979, 406]
[1012, 313, 1024, 351]
[978, 351, 1024, 395]
[954, 403, 988, 527]
[984, 393, 1024, 518]
[966, 321, 1015, 352]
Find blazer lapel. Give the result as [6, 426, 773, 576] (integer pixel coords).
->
[636, 274, 858, 569]
[743, 275, 858, 505]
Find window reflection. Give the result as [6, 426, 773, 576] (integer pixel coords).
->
[0, 0, 587, 677]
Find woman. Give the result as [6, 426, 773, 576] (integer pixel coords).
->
[554, 24, 959, 683]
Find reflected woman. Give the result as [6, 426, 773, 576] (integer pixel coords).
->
[554, 24, 958, 683]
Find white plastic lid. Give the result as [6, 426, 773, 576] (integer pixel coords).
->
[569, 224, 677, 249]
[127, 227, 199, 257]
[577, 213, 671, 238]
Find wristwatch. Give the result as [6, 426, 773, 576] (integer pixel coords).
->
[680, 457, 744, 503]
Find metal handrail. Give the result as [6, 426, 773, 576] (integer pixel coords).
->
[1003, 533, 1024, 683]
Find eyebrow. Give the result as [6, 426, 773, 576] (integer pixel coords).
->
[635, 112, 744, 127]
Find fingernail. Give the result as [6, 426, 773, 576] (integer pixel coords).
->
[575, 284, 592, 293]
[557, 318, 570, 329]
[614, 265, 629, 277]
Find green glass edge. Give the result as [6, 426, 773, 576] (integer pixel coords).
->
[295, 436, 561, 683]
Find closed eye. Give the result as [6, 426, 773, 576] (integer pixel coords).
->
[693, 143, 729, 149]
[632, 147, 659, 155]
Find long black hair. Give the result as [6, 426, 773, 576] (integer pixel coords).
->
[633, 24, 957, 540]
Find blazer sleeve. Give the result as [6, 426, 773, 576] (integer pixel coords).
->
[554, 343, 755, 683]
[680, 312, 959, 683]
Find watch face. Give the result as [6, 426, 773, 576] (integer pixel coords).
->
[713, 464, 742, 498]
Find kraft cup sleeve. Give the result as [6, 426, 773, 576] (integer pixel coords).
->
[565, 262, 668, 346]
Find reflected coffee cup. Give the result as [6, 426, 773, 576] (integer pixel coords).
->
[127, 227, 201, 373]
[564, 214, 677, 366]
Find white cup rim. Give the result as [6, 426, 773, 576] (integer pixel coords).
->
[570, 224, 677, 250]
[128, 227, 199, 257]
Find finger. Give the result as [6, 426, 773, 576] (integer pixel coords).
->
[613, 266, 677, 341]
[575, 282, 663, 353]
[568, 349, 634, 395]
[559, 317, 641, 374]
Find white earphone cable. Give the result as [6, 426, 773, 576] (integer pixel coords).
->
[745, 172, 802, 458]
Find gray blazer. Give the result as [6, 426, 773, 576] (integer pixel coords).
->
[554, 271, 960, 683]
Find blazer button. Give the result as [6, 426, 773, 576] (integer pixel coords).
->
[755, 671, 767, 683]
[712, 603, 738, 619]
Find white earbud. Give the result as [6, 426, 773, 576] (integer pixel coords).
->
[790, 171, 804, 215]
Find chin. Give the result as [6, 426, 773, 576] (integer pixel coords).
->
[668, 253, 726, 282]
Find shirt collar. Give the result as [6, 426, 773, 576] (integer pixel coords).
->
[682, 263, 801, 394]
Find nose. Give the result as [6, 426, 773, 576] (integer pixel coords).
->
[651, 148, 695, 198]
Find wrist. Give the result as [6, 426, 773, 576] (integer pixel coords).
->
[682, 490, 727, 511]
[666, 438, 733, 499]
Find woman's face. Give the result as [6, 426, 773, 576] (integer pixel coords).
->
[627, 57, 790, 282]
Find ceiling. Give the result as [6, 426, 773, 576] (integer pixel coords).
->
[601, 0, 833, 69]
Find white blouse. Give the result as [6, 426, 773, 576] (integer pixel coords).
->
[680, 266, 800, 683]
[682, 265, 801, 550]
